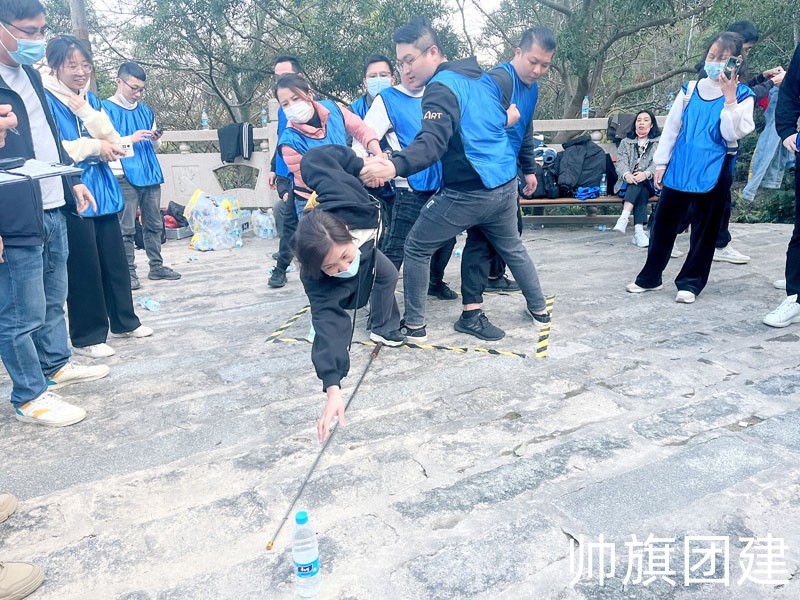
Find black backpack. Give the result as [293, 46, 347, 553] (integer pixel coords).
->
[530, 163, 559, 199]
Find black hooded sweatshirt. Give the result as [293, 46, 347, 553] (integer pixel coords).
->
[390, 57, 489, 192]
[298, 145, 381, 391]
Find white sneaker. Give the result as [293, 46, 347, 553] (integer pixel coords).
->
[713, 244, 750, 264]
[676, 290, 696, 304]
[613, 215, 628, 233]
[670, 245, 683, 258]
[15, 391, 86, 427]
[72, 343, 115, 358]
[48, 361, 110, 390]
[626, 282, 663, 293]
[773, 279, 787, 290]
[0, 492, 18, 523]
[112, 325, 153, 338]
[763, 294, 800, 328]
[631, 231, 649, 247]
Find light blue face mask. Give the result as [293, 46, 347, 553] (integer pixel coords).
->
[704, 61, 725, 80]
[0, 25, 46, 65]
[366, 77, 392, 97]
[332, 248, 361, 279]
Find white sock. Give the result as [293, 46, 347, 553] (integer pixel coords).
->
[635, 223, 644, 233]
[620, 209, 631, 220]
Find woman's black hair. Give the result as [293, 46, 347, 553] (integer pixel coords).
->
[45, 34, 93, 71]
[273, 73, 310, 100]
[703, 31, 744, 62]
[627, 109, 660, 139]
[294, 210, 355, 280]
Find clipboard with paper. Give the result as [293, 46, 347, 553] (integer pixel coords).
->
[0, 159, 82, 186]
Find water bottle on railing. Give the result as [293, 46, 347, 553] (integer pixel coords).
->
[260, 105, 268, 128]
[581, 95, 590, 120]
[201, 108, 209, 130]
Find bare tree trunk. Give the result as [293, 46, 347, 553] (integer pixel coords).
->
[68, 0, 96, 93]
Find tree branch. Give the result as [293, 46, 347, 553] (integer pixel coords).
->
[534, 0, 573, 18]
[601, 65, 695, 112]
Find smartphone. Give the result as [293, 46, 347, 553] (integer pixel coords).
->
[154, 128, 164, 136]
[120, 142, 135, 158]
[723, 56, 741, 79]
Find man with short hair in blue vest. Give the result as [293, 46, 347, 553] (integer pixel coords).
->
[351, 56, 458, 301]
[268, 55, 302, 288]
[360, 17, 549, 342]
[349, 53, 395, 119]
[103, 62, 180, 290]
[461, 27, 556, 310]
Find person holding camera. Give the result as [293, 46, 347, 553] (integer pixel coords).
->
[627, 31, 754, 304]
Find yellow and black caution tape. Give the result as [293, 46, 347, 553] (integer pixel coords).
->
[265, 305, 310, 344]
[269, 337, 529, 359]
[535, 295, 556, 358]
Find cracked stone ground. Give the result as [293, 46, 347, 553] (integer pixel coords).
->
[1, 223, 799, 599]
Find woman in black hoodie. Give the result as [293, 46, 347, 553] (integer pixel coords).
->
[295, 145, 405, 442]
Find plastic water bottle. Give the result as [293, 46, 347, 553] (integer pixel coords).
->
[135, 296, 160, 312]
[454, 245, 463, 258]
[581, 96, 590, 119]
[264, 208, 276, 239]
[201, 108, 209, 130]
[260, 105, 268, 128]
[596, 224, 606, 232]
[292, 511, 321, 597]
[599, 173, 607, 196]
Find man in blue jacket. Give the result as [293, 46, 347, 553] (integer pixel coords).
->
[104, 61, 180, 290]
[0, 0, 109, 432]
[360, 17, 549, 342]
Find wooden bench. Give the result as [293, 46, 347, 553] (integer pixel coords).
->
[519, 117, 666, 225]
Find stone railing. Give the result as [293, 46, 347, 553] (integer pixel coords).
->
[155, 104, 666, 210]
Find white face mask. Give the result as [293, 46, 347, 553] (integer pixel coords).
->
[284, 101, 314, 124]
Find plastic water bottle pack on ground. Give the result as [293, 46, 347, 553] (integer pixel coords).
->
[184, 190, 243, 251]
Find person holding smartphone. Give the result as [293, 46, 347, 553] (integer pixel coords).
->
[103, 61, 181, 291]
[627, 31, 754, 304]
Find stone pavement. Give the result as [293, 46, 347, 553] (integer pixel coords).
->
[1, 223, 799, 600]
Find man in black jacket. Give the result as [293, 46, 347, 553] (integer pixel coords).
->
[763, 42, 800, 328]
[360, 17, 549, 342]
[1, 0, 107, 431]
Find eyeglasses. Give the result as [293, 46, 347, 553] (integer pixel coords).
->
[1, 21, 50, 39]
[120, 78, 146, 94]
[395, 45, 433, 70]
[63, 62, 93, 74]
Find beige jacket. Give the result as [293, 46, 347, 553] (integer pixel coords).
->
[40, 72, 128, 163]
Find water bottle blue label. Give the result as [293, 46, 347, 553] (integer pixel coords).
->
[295, 558, 319, 578]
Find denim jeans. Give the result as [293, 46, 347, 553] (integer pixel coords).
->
[383, 187, 455, 284]
[0, 210, 71, 406]
[786, 152, 800, 297]
[403, 180, 546, 326]
[742, 87, 792, 201]
[118, 177, 164, 274]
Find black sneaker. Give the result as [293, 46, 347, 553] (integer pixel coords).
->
[148, 266, 181, 280]
[454, 311, 505, 341]
[130, 275, 141, 290]
[399, 320, 428, 343]
[427, 281, 458, 300]
[527, 308, 551, 324]
[369, 330, 407, 347]
[486, 276, 520, 292]
[268, 268, 287, 288]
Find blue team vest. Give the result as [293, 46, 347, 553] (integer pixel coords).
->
[275, 107, 290, 178]
[492, 62, 538, 156]
[430, 70, 517, 189]
[663, 82, 754, 193]
[278, 99, 348, 155]
[46, 90, 124, 216]
[349, 95, 370, 119]
[380, 87, 442, 193]
[101, 99, 164, 187]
